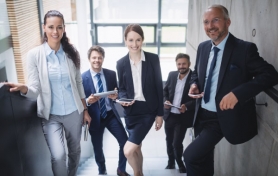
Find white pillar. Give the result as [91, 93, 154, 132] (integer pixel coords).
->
[76, 0, 90, 73]
[76, 0, 94, 159]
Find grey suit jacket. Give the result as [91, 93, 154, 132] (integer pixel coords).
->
[163, 70, 195, 127]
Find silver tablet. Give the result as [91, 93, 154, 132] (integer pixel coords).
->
[164, 102, 181, 109]
[94, 90, 118, 98]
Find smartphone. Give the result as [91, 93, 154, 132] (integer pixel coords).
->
[84, 122, 89, 141]
[118, 98, 134, 103]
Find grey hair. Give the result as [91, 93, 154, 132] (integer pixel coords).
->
[207, 4, 230, 20]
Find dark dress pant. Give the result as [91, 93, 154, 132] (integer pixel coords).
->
[164, 112, 188, 168]
[183, 108, 223, 176]
[89, 110, 128, 173]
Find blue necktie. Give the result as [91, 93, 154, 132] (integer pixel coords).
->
[204, 47, 220, 103]
[96, 73, 107, 119]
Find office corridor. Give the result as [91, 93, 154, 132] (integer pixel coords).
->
[77, 120, 191, 176]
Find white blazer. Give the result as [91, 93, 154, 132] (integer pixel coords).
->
[23, 44, 85, 120]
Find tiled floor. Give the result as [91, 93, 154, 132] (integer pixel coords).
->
[77, 119, 191, 176]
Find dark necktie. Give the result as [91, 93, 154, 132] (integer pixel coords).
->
[96, 73, 107, 119]
[203, 47, 220, 103]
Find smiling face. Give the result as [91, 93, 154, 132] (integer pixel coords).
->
[43, 16, 65, 45]
[125, 31, 143, 54]
[176, 57, 190, 75]
[203, 7, 231, 45]
[89, 50, 104, 72]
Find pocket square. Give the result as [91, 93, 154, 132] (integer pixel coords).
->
[230, 64, 239, 70]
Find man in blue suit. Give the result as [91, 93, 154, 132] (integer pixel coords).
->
[82, 46, 130, 176]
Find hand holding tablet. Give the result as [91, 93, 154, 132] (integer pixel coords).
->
[94, 90, 118, 98]
[164, 102, 181, 109]
[116, 98, 135, 106]
[188, 93, 204, 98]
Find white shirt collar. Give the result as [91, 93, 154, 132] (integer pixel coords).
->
[129, 50, 145, 65]
[211, 32, 229, 51]
[90, 68, 104, 77]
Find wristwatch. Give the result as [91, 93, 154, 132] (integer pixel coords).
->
[84, 108, 88, 111]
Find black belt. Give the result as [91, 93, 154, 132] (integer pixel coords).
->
[199, 108, 217, 116]
[170, 112, 182, 116]
[198, 108, 218, 121]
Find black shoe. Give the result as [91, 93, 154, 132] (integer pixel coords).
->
[98, 170, 107, 175]
[179, 167, 187, 173]
[165, 164, 175, 169]
[117, 168, 131, 176]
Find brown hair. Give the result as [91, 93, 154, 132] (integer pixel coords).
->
[124, 24, 144, 41]
[87, 45, 105, 59]
[175, 53, 190, 62]
[43, 10, 80, 69]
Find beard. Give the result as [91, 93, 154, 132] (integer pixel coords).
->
[206, 26, 228, 44]
[178, 68, 189, 75]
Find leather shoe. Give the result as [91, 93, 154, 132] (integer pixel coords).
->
[98, 170, 107, 175]
[179, 167, 187, 173]
[117, 168, 131, 176]
[165, 164, 175, 169]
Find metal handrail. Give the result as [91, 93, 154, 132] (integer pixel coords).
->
[265, 87, 278, 103]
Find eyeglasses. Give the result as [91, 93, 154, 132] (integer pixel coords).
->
[203, 18, 221, 26]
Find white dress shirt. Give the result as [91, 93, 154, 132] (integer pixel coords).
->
[129, 50, 146, 101]
[171, 72, 189, 114]
[86, 69, 112, 111]
[201, 33, 229, 112]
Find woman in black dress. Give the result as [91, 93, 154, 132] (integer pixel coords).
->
[116, 24, 164, 176]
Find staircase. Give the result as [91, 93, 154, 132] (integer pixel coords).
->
[77, 157, 187, 176]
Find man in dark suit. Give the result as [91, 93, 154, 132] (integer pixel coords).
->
[183, 4, 278, 176]
[82, 46, 130, 176]
[163, 53, 195, 173]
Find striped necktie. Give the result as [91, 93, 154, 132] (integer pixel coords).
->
[96, 73, 107, 119]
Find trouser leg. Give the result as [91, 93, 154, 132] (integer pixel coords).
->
[63, 110, 83, 176]
[173, 117, 187, 168]
[106, 114, 128, 171]
[89, 124, 106, 173]
[183, 110, 223, 176]
[42, 116, 67, 176]
[164, 117, 175, 166]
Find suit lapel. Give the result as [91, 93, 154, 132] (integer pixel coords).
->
[103, 69, 110, 90]
[85, 70, 96, 94]
[217, 34, 235, 93]
[141, 52, 148, 89]
[182, 70, 191, 99]
[170, 71, 178, 101]
[124, 54, 134, 93]
[199, 42, 212, 91]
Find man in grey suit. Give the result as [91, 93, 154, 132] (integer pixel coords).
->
[163, 53, 195, 173]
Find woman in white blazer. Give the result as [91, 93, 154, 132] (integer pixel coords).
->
[5, 10, 91, 176]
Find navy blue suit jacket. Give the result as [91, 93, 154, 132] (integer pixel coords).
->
[163, 70, 195, 127]
[116, 51, 164, 116]
[82, 69, 122, 131]
[191, 33, 278, 144]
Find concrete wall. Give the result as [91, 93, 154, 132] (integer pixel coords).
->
[186, 0, 278, 175]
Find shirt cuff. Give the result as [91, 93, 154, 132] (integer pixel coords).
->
[86, 98, 91, 106]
